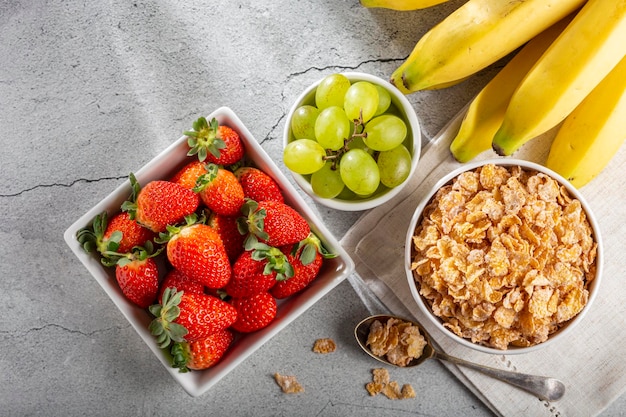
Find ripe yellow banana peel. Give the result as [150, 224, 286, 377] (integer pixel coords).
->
[492, 0, 626, 156]
[449, 16, 573, 163]
[389, 0, 585, 93]
[546, 55, 626, 188]
[359, 0, 449, 10]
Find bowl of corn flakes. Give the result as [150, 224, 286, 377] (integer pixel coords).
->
[405, 159, 602, 354]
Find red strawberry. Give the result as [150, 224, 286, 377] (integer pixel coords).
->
[230, 292, 277, 333]
[185, 117, 245, 165]
[121, 173, 200, 233]
[160, 219, 231, 289]
[234, 166, 284, 203]
[77, 211, 155, 259]
[271, 234, 333, 299]
[158, 269, 205, 304]
[104, 211, 156, 254]
[149, 288, 237, 345]
[170, 329, 234, 372]
[170, 160, 208, 190]
[207, 212, 246, 262]
[224, 242, 293, 298]
[193, 163, 245, 216]
[115, 244, 162, 308]
[238, 200, 310, 247]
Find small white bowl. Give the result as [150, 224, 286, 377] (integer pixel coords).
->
[404, 159, 603, 355]
[64, 107, 355, 396]
[283, 72, 421, 211]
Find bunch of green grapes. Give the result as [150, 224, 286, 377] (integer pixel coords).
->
[284, 73, 412, 200]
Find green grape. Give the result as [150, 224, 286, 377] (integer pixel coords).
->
[311, 162, 345, 198]
[373, 85, 391, 116]
[315, 73, 351, 109]
[336, 186, 357, 200]
[343, 81, 379, 123]
[377, 144, 412, 188]
[348, 135, 367, 150]
[339, 148, 380, 196]
[363, 114, 407, 151]
[283, 139, 326, 175]
[291, 105, 320, 139]
[314, 106, 350, 150]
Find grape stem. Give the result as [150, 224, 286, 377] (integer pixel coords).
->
[325, 109, 367, 171]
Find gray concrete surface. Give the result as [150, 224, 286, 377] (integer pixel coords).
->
[1, 1, 624, 416]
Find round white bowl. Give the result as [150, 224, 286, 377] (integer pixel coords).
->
[404, 159, 603, 355]
[283, 72, 421, 211]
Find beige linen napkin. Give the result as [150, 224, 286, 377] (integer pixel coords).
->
[340, 110, 626, 417]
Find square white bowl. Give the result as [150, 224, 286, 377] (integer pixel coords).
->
[64, 106, 355, 396]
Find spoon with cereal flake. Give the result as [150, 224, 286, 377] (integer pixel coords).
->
[354, 314, 566, 402]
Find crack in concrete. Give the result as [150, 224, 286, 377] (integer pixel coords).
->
[316, 399, 435, 416]
[1, 322, 129, 341]
[286, 57, 406, 83]
[261, 112, 287, 146]
[0, 175, 127, 198]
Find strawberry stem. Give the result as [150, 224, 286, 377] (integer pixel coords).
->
[184, 117, 226, 162]
[170, 342, 192, 373]
[238, 199, 270, 243]
[192, 163, 220, 193]
[248, 241, 295, 281]
[148, 287, 189, 349]
[120, 173, 141, 220]
[293, 232, 337, 265]
[76, 211, 121, 255]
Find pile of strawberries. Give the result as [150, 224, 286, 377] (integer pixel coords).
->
[77, 116, 334, 372]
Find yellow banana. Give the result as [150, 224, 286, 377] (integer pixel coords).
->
[389, 0, 584, 93]
[422, 75, 470, 91]
[545, 55, 626, 188]
[449, 16, 572, 163]
[359, 0, 449, 10]
[492, 0, 626, 156]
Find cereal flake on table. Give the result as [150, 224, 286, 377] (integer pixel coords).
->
[274, 372, 305, 394]
[312, 338, 337, 354]
[409, 164, 598, 350]
[365, 368, 415, 400]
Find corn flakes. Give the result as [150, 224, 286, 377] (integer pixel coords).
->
[274, 372, 304, 394]
[312, 338, 336, 354]
[366, 318, 428, 367]
[365, 368, 416, 400]
[410, 164, 597, 349]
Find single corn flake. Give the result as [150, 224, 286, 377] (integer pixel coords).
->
[401, 384, 417, 399]
[312, 338, 336, 354]
[274, 373, 304, 394]
[366, 381, 385, 396]
[372, 367, 390, 385]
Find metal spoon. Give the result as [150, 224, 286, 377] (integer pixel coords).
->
[354, 314, 566, 402]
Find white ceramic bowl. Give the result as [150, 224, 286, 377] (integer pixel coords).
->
[404, 159, 603, 355]
[283, 72, 421, 211]
[64, 107, 355, 396]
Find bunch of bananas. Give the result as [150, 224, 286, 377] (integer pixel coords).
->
[361, 0, 626, 188]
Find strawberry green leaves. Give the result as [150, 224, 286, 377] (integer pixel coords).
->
[77, 211, 121, 255]
[149, 288, 189, 349]
[185, 117, 226, 162]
